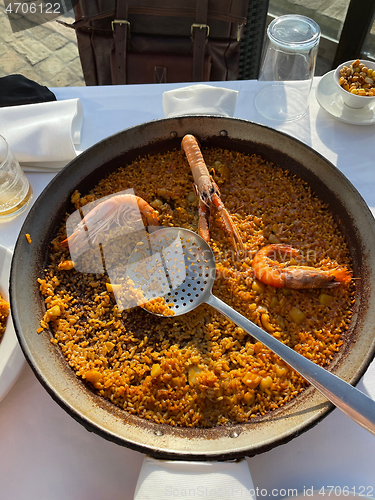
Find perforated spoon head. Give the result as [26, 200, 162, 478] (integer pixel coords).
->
[124, 227, 216, 316]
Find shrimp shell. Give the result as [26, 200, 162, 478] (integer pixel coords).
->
[61, 193, 159, 254]
[252, 244, 351, 289]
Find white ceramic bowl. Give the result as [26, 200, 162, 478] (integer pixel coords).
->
[334, 59, 375, 109]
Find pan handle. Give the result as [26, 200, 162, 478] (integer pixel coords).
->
[206, 293, 375, 436]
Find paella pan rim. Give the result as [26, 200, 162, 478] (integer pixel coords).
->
[10, 115, 375, 460]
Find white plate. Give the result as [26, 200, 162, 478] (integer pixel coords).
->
[0, 245, 25, 402]
[316, 70, 375, 125]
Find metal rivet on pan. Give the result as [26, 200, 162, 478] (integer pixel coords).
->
[229, 430, 240, 438]
[170, 131, 178, 138]
[220, 130, 228, 137]
[154, 429, 164, 436]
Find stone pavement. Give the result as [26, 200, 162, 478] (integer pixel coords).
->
[269, 0, 350, 41]
[0, 3, 84, 87]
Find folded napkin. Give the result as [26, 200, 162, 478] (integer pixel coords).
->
[0, 98, 83, 171]
[163, 84, 238, 118]
[134, 457, 256, 500]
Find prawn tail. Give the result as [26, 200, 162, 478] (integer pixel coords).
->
[140, 204, 160, 227]
[181, 134, 208, 187]
[253, 264, 285, 288]
[329, 267, 352, 286]
[181, 134, 202, 162]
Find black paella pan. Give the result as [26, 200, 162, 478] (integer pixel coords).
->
[9, 116, 375, 460]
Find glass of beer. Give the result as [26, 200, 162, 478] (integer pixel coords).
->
[0, 135, 32, 220]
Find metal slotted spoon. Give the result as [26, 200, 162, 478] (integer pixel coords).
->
[123, 227, 375, 435]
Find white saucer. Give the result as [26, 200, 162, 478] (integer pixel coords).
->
[0, 245, 25, 402]
[316, 70, 375, 125]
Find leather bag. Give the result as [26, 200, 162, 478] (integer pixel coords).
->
[68, 0, 250, 85]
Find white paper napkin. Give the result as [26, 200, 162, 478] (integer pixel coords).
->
[163, 84, 238, 118]
[0, 98, 83, 171]
[134, 457, 256, 500]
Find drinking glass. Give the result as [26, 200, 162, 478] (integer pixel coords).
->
[0, 135, 32, 220]
[254, 15, 321, 121]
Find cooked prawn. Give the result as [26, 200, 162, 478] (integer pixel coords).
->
[181, 134, 244, 252]
[252, 244, 352, 289]
[60, 193, 159, 254]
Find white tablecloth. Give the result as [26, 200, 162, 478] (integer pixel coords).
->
[1, 79, 374, 500]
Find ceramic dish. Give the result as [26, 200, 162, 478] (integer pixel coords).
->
[334, 59, 375, 109]
[0, 244, 25, 401]
[316, 71, 375, 125]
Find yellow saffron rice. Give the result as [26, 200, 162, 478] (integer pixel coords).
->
[38, 147, 353, 427]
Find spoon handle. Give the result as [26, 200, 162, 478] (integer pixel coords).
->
[206, 293, 375, 435]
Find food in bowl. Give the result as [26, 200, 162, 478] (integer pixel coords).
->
[334, 59, 375, 108]
[338, 59, 375, 96]
[37, 139, 354, 428]
[0, 293, 10, 342]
